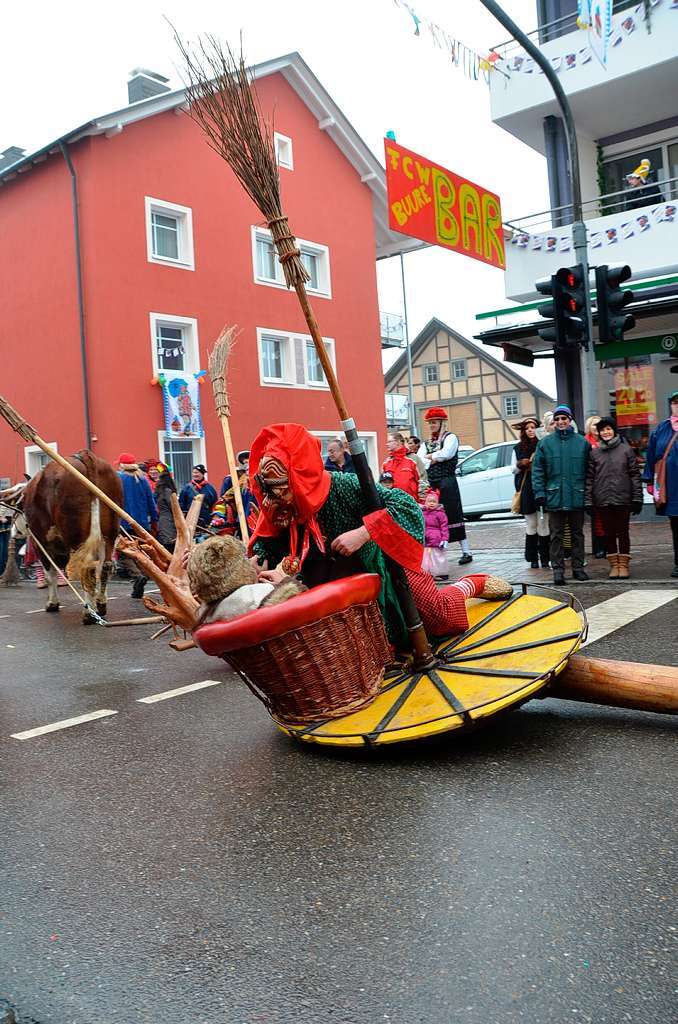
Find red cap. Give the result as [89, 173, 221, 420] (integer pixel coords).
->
[117, 452, 136, 465]
[424, 407, 448, 421]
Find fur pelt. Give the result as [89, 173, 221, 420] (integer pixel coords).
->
[259, 576, 307, 606]
[188, 535, 257, 604]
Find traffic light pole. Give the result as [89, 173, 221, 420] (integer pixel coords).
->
[479, 0, 598, 419]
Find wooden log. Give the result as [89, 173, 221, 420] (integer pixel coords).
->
[169, 638, 197, 652]
[551, 654, 678, 715]
[104, 616, 166, 627]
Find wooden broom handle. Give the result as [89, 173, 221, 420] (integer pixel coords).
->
[26, 433, 166, 558]
[219, 416, 249, 541]
[295, 284, 350, 422]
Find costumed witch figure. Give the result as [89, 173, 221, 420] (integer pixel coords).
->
[417, 408, 473, 565]
[247, 424, 511, 651]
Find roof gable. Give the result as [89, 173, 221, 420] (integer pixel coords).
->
[0, 52, 422, 260]
[385, 316, 555, 402]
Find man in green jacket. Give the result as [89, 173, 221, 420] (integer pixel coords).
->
[532, 404, 591, 585]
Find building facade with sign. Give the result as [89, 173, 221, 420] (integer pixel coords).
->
[475, 0, 678, 468]
[385, 318, 554, 447]
[0, 56, 419, 487]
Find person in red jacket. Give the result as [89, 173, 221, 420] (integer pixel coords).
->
[382, 432, 419, 500]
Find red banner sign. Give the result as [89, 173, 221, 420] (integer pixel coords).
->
[384, 139, 505, 270]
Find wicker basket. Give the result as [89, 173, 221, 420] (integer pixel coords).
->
[222, 599, 392, 724]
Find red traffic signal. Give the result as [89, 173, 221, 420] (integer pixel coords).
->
[536, 264, 587, 349]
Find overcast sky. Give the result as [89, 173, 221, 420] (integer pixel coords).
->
[1, 0, 556, 397]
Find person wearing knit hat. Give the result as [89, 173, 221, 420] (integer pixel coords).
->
[117, 454, 158, 597]
[625, 157, 664, 211]
[532, 405, 592, 585]
[585, 418, 642, 579]
[417, 407, 473, 564]
[511, 416, 550, 569]
[643, 390, 678, 577]
[179, 464, 218, 531]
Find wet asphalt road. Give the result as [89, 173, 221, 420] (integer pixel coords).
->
[1, 579, 676, 1024]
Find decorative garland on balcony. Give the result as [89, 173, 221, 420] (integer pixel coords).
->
[509, 200, 675, 254]
[506, 0, 664, 76]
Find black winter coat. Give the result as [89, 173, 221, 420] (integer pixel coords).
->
[585, 436, 642, 508]
[513, 439, 539, 515]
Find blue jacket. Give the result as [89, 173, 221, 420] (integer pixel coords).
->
[643, 419, 678, 516]
[324, 453, 356, 474]
[118, 471, 158, 532]
[179, 480, 218, 527]
[531, 428, 590, 511]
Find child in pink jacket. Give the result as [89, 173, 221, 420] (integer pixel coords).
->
[421, 489, 450, 580]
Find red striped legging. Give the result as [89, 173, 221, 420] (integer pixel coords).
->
[405, 570, 490, 637]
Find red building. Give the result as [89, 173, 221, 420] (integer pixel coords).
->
[0, 55, 415, 488]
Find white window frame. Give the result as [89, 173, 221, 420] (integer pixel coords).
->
[149, 313, 199, 376]
[251, 226, 332, 298]
[423, 364, 439, 384]
[24, 442, 58, 477]
[310, 430, 379, 479]
[451, 359, 467, 380]
[274, 132, 293, 170]
[157, 431, 207, 488]
[256, 327, 336, 390]
[503, 394, 520, 418]
[145, 196, 195, 271]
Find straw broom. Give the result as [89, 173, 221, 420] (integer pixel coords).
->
[0, 393, 170, 566]
[208, 325, 249, 541]
[176, 35, 434, 666]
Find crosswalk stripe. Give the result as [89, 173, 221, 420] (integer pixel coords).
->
[136, 679, 223, 704]
[582, 590, 676, 648]
[11, 709, 118, 741]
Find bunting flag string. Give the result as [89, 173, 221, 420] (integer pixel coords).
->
[505, 0, 667, 78]
[391, 0, 507, 84]
[510, 201, 676, 253]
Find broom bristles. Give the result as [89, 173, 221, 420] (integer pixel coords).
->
[208, 325, 241, 419]
[174, 32, 310, 290]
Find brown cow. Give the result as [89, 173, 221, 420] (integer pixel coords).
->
[23, 450, 122, 623]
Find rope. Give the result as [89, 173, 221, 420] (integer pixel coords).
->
[23, 525, 108, 626]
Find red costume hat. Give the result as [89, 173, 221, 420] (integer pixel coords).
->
[424, 407, 448, 421]
[248, 424, 332, 562]
[117, 452, 136, 466]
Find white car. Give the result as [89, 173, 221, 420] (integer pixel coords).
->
[456, 441, 517, 519]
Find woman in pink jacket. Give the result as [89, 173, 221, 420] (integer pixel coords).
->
[421, 489, 450, 580]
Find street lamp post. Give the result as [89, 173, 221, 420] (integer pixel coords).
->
[400, 253, 416, 433]
[479, 0, 598, 422]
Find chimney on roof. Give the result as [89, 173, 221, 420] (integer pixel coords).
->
[127, 68, 171, 104]
[0, 146, 25, 172]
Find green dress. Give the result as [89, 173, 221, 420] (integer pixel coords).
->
[253, 473, 424, 646]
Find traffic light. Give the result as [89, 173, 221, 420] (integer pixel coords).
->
[595, 264, 635, 344]
[536, 265, 587, 349]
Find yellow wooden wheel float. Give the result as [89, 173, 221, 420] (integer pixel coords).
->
[196, 576, 586, 749]
[276, 586, 585, 747]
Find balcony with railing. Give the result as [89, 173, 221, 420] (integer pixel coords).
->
[380, 311, 406, 348]
[489, 1, 678, 153]
[385, 392, 409, 426]
[502, 175, 678, 302]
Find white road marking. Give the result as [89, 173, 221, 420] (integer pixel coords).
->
[137, 679, 223, 704]
[11, 709, 118, 741]
[26, 608, 46, 614]
[0, 614, 10, 618]
[582, 590, 677, 648]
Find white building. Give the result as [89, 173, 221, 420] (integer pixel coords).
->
[476, 0, 678, 463]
